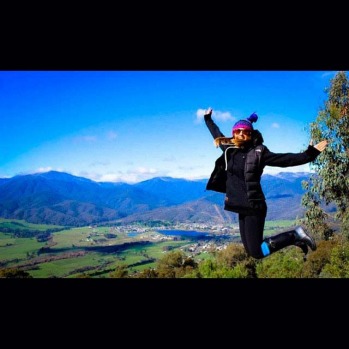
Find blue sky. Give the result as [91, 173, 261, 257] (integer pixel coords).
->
[0, 71, 337, 183]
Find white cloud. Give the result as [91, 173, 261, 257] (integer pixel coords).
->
[196, 108, 235, 123]
[13, 167, 66, 176]
[132, 167, 157, 175]
[81, 166, 160, 183]
[33, 167, 65, 174]
[271, 123, 280, 128]
[97, 173, 123, 182]
[36, 166, 54, 173]
[263, 163, 311, 175]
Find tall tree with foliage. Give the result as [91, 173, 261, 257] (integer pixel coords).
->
[301, 71, 349, 240]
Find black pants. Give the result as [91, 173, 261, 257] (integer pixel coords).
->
[238, 205, 267, 259]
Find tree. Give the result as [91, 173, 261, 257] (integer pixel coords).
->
[156, 250, 198, 278]
[301, 71, 349, 240]
[0, 268, 33, 278]
[135, 268, 159, 278]
[109, 265, 129, 278]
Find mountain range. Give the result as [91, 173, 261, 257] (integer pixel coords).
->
[0, 170, 318, 226]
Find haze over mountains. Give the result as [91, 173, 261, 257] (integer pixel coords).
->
[0, 171, 316, 226]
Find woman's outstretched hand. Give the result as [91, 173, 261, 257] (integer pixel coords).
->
[205, 107, 213, 117]
[311, 139, 328, 152]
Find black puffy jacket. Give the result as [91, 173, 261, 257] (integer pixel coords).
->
[204, 114, 321, 212]
[206, 143, 265, 197]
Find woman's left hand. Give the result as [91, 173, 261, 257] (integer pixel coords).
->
[312, 139, 328, 152]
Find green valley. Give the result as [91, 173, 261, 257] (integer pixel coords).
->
[0, 218, 297, 278]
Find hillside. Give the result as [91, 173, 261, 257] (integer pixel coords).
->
[0, 171, 320, 226]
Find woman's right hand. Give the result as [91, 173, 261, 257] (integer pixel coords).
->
[204, 107, 213, 117]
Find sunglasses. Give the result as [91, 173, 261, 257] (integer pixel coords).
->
[233, 128, 252, 136]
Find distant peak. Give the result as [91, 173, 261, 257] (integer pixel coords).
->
[34, 170, 95, 183]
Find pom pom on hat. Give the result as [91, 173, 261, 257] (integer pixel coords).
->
[247, 112, 258, 123]
[232, 112, 258, 134]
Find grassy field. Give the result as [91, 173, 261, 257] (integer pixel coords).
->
[0, 218, 297, 278]
[0, 218, 62, 231]
[264, 220, 300, 236]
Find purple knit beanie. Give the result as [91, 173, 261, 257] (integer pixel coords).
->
[232, 112, 258, 135]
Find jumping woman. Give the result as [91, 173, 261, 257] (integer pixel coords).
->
[204, 107, 328, 259]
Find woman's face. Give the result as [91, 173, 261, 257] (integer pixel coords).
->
[233, 128, 252, 144]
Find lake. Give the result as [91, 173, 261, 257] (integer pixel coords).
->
[157, 229, 212, 238]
